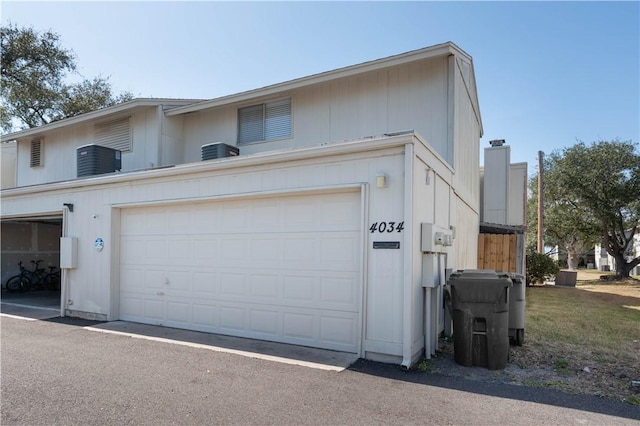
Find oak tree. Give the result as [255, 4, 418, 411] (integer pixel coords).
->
[531, 140, 640, 277]
[1, 23, 132, 133]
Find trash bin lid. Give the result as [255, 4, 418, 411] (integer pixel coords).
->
[448, 269, 512, 303]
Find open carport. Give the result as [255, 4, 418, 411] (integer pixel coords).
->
[1, 216, 63, 308]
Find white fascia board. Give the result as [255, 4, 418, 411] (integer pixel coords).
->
[0, 133, 421, 198]
[0, 98, 202, 143]
[166, 42, 465, 116]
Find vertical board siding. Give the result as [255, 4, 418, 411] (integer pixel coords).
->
[183, 57, 450, 164]
[477, 233, 517, 272]
[15, 108, 159, 187]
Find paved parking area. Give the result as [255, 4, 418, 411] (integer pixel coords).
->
[2, 302, 638, 425]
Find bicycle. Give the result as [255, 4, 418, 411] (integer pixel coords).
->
[27, 260, 49, 291]
[5, 261, 32, 292]
[26, 260, 61, 291]
[43, 266, 61, 291]
[5, 261, 61, 292]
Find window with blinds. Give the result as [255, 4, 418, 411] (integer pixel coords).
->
[238, 98, 291, 144]
[30, 139, 43, 167]
[93, 117, 131, 152]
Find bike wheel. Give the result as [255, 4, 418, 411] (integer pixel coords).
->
[44, 274, 61, 291]
[6, 276, 31, 292]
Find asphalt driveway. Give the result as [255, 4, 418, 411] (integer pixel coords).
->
[1, 311, 638, 425]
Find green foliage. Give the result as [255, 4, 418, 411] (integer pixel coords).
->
[525, 249, 559, 285]
[528, 140, 640, 277]
[415, 359, 434, 372]
[527, 161, 597, 269]
[1, 23, 133, 133]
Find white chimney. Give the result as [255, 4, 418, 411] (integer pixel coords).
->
[483, 143, 511, 224]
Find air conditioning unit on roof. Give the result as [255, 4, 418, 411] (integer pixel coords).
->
[201, 143, 239, 161]
[77, 144, 121, 177]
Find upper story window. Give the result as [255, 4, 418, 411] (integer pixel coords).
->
[238, 98, 291, 144]
[30, 139, 43, 167]
[93, 117, 131, 152]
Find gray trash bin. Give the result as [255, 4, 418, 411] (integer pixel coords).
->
[507, 273, 525, 346]
[447, 270, 512, 370]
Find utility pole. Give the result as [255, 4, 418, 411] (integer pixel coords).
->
[537, 151, 544, 253]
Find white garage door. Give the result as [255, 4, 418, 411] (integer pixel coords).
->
[119, 190, 362, 353]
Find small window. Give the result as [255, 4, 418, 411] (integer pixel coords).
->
[238, 98, 291, 144]
[93, 117, 131, 152]
[30, 139, 43, 167]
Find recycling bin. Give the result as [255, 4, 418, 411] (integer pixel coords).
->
[447, 270, 512, 370]
[507, 273, 525, 346]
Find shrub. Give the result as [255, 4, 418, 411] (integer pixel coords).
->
[526, 250, 560, 285]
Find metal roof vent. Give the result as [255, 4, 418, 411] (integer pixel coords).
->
[201, 143, 239, 161]
[77, 144, 121, 177]
[489, 139, 505, 147]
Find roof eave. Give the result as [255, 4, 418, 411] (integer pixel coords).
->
[166, 42, 464, 116]
[0, 98, 202, 142]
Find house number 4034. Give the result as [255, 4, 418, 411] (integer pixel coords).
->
[369, 221, 404, 233]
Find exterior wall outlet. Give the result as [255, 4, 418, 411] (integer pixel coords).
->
[421, 223, 452, 253]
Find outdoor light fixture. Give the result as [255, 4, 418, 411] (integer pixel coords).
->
[376, 174, 388, 188]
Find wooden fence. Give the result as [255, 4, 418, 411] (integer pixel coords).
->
[477, 233, 518, 272]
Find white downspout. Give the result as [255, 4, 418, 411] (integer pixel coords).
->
[424, 264, 432, 358]
[60, 206, 69, 317]
[401, 142, 415, 369]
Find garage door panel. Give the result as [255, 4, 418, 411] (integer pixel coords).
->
[219, 306, 246, 330]
[193, 272, 220, 293]
[193, 238, 221, 261]
[320, 314, 357, 346]
[167, 300, 190, 323]
[143, 299, 164, 320]
[320, 237, 358, 265]
[283, 275, 314, 301]
[120, 190, 362, 353]
[219, 272, 247, 297]
[192, 304, 218, 327]
[166, 270, 190, 290]
[220, 239, 249, 261]
[250, 309, 280, 335]
[283, 312, 315, 340]
[252, 204, 281, 227]
[250, 239, 283, 261]
[320, 276, 357, 305]
[250, 274, 281, 298]
[120, 267, 146, 290]
[167, 239, 193, 260]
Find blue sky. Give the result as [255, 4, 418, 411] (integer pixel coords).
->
[2, 1, 638, 171]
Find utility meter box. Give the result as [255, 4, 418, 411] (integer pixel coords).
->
[421, 223, 452, 253]
[60, 236, 78, 269]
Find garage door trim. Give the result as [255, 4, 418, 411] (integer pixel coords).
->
[114, 184, 368, 354]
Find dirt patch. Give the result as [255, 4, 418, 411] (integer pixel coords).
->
[578, 283, 640, 300]
[421, 281, 640, 405]
[426, 336, 640, 405]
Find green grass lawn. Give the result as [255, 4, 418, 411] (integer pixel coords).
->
[522, 281, 640, 403]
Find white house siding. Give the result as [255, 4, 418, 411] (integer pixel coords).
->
[180, 57, 450, 165]
[160, 112, 185, 166]
[2, 136, 430, 355]
[411, 144, 455, 360]
[1, 134, 478, 362]
[1, 141, 17, 189]
[13, 107, 162, 187]
[508, 163, 528, 226]
[451, 55, 481, 217]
